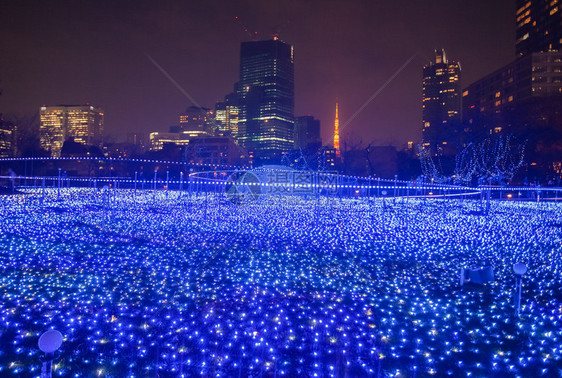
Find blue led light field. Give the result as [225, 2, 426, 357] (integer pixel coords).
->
[0, 189, 561, 377]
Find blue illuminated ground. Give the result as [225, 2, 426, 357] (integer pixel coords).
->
[0, 188, 561, 377]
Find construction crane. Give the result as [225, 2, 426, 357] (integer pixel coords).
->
[234, 16, 258, 40]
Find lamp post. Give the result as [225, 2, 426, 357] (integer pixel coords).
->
[179, 171, 184, 196]
[38, 330, 63, 378]
[57, 168, 61, 198]
[189, 168, 193, 199]
[513, 262, 527, 317]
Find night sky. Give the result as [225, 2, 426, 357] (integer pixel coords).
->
[0, 0, 515, 147]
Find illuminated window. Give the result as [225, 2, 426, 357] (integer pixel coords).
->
[516, 11, 527, 21]
[518, 17, 531, 27]
[516, 2, 531, 15]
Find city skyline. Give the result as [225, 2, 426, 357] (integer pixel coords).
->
[1, 0, 515, 146]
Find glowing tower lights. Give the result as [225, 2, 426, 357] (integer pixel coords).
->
[333, 101, 340, 158]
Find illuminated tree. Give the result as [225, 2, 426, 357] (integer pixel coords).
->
[418, 144, 447, 183]
[454, 135, 525, 185]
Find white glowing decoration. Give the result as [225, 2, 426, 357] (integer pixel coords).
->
[513, 262, 527, 277]
[38, 330, 63, 353]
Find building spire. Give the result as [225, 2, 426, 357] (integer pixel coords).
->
[334, 101, 340, 156]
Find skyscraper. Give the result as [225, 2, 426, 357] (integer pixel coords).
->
[422, 49, 462, 156]
[40, 105, 104, 157]
[237, 39, 294, 161]
[516, 0, 561, 57]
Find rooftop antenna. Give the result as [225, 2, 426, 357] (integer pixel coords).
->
[271, 20, 291, 40]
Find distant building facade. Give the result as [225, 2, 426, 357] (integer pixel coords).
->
[463, 51, 562, 137]
[237, 39, 295, 161]
[149, 107, 217, 151]
[319, 146, 337, 170]
[179, 106, 214, 136]
[39, 105, 103, 157]
[422, 49, 462, 156]
[516, 0, 562, 57]
[185, 136, 248, 166]
[149, 132, 190, 151]
[462, 1, 562, 180]
[294, 116, 321, 151]
[127, 132, 147, 151]
[0, 115, 13, 158]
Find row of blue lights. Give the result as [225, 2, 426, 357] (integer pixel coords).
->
[3, 156, 550, 190]
[0, 189, 560, 376]
[0, 156, 250, 170]
[3, 175, 561, 194]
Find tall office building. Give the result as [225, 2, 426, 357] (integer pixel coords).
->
[237, 38, 295, 161]
[516, 0, 562, 57]
[294, 116, 321, 151]
[40, 105, 104, 157]
[422, 49, 462, 156]
[215, 92, 240, 137]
